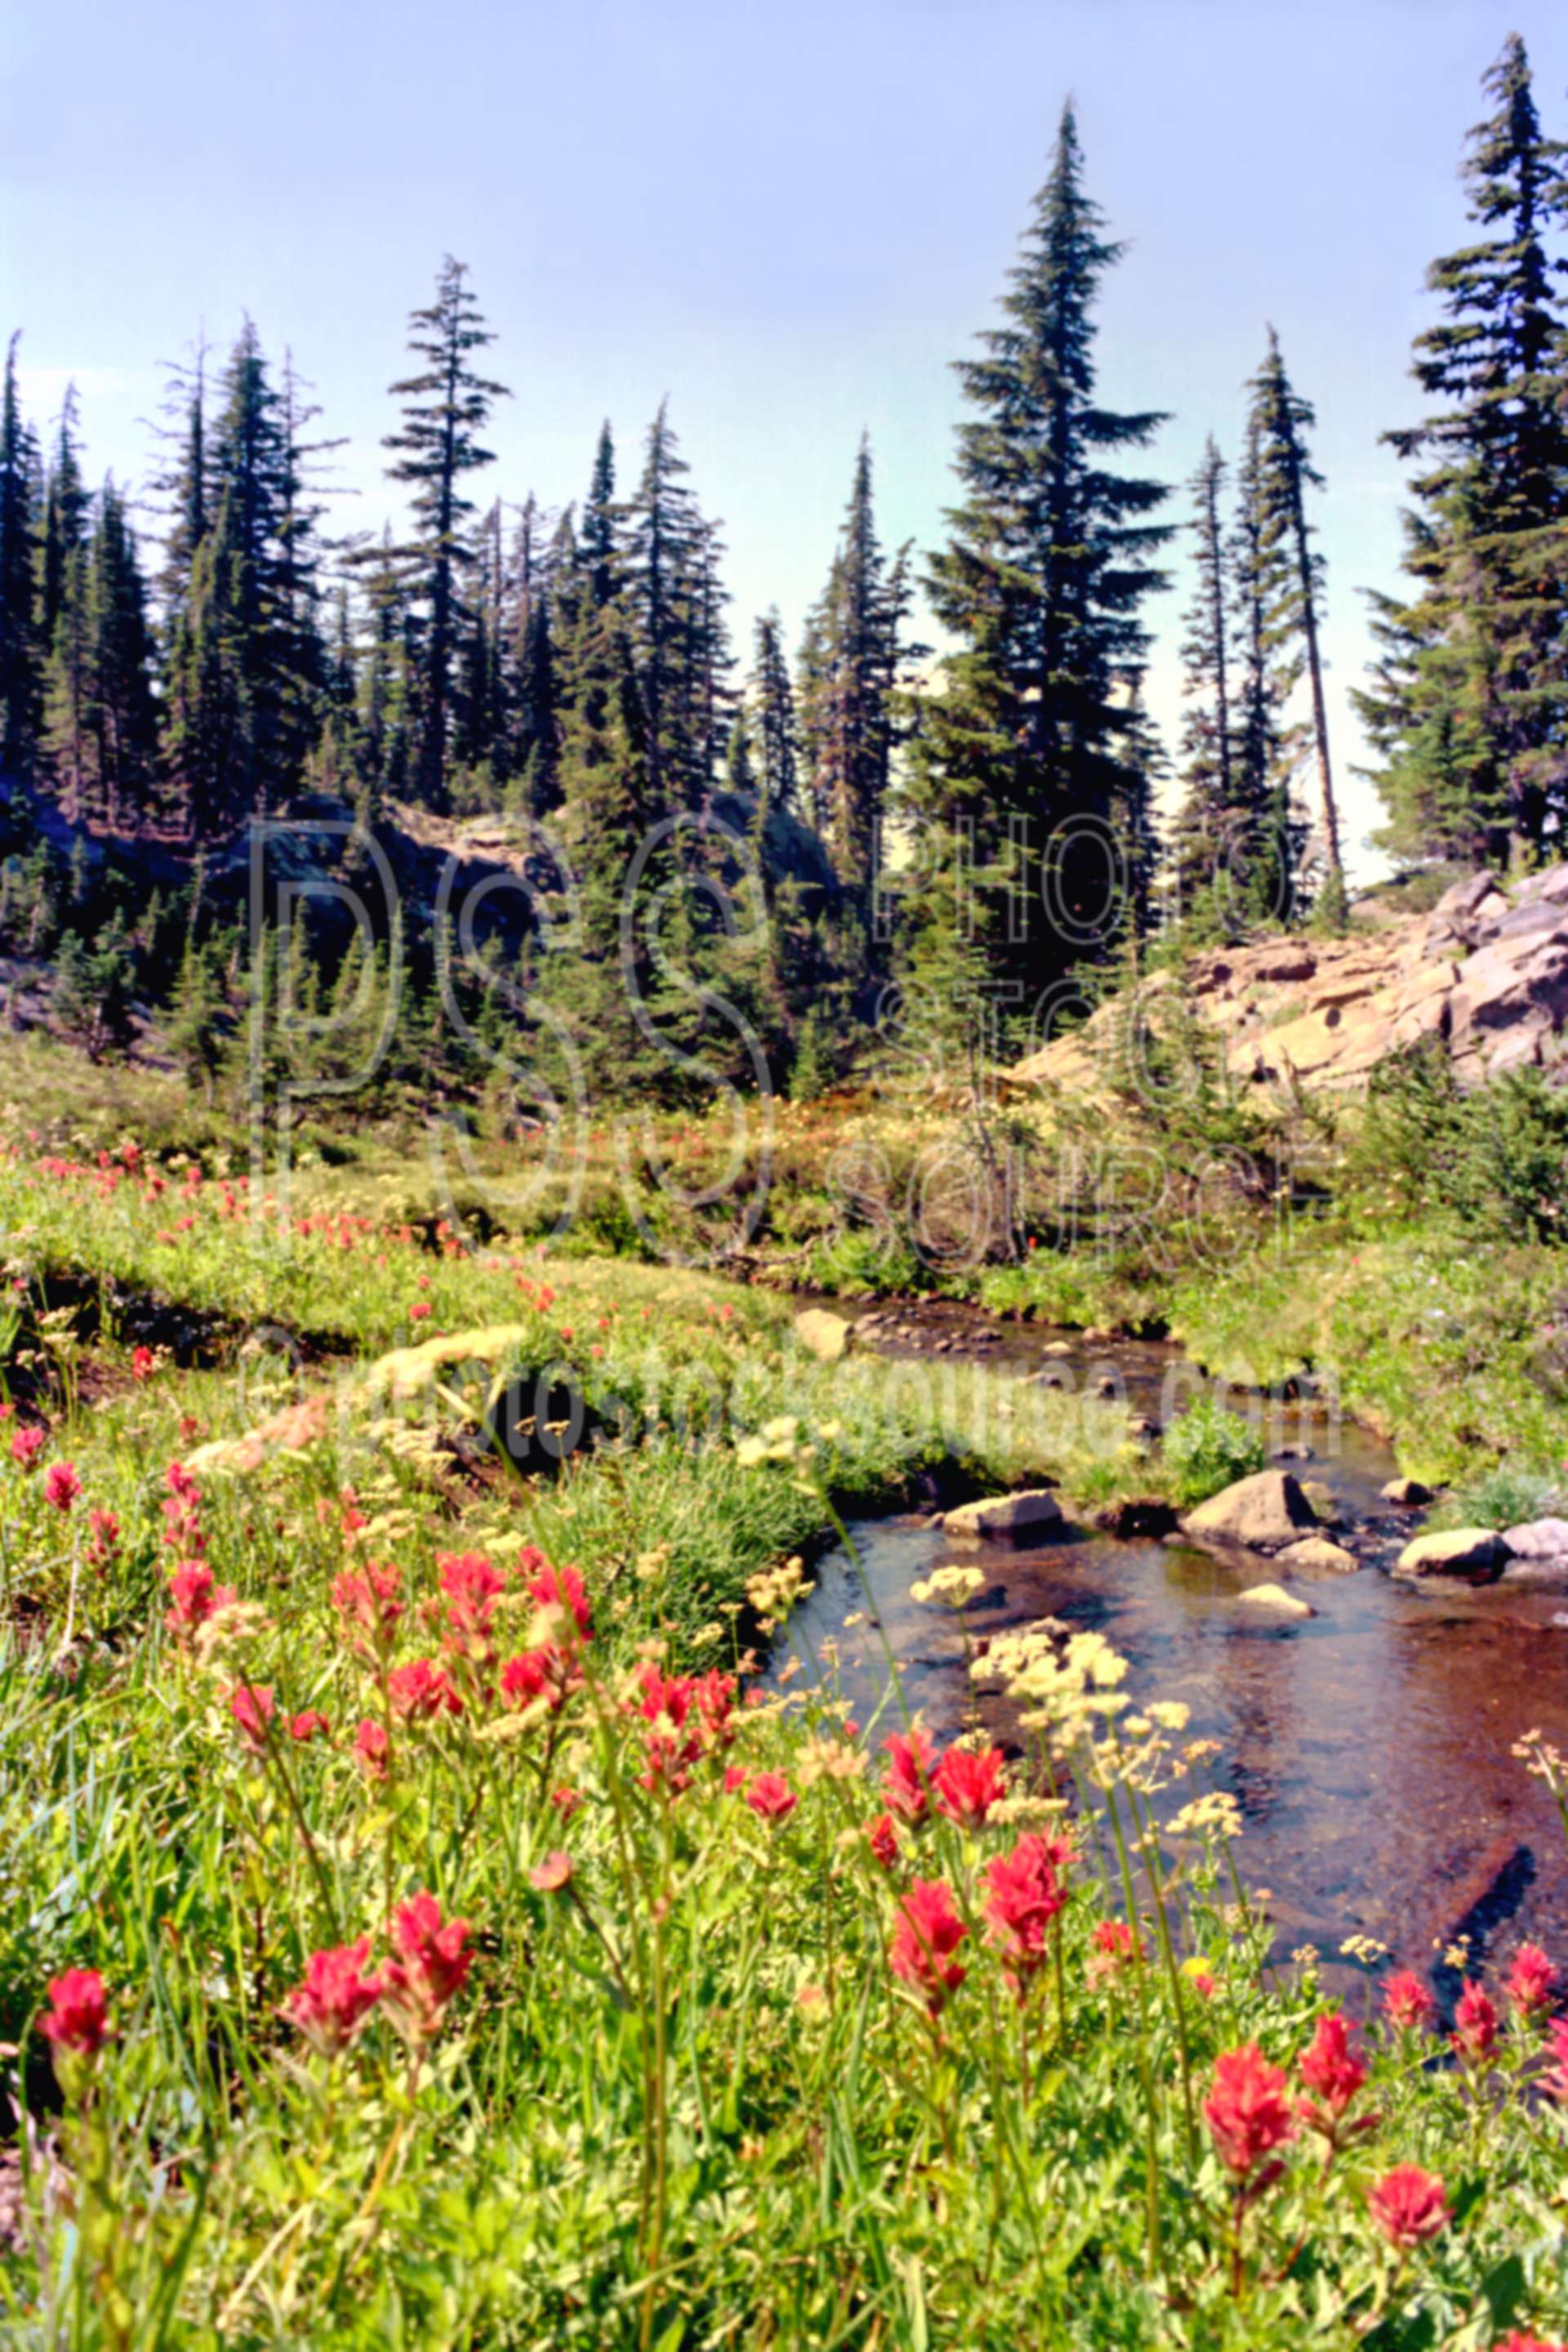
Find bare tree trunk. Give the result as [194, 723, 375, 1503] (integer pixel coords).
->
[1291, 496, 1341, 881]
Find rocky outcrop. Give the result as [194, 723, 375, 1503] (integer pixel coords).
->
[1178, 1470, 1318, 1552]
[1394, 1528, 1507, 1580]
[942, 1489, 1063, 1544]
[1011, 868, 1568, 1099]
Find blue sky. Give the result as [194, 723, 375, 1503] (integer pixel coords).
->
[5, 0, 1566, 877]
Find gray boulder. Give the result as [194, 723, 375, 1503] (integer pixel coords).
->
[1381, 1477, 1433, 1507]
[1178, 1470, 1319, 1552]
[1394, 1527, 1506, 1581]
[1276, 1536, 1359, 1574]
[1503, 1517, 1568, 1559]
[943, 1489, 1063, 1545]
[793, 1307, 854, 1363]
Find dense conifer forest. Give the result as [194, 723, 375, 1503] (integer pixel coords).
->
[0, 33, 1565, 1099]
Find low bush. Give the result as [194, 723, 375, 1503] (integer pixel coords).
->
[1161, 1395, 1268, 1508]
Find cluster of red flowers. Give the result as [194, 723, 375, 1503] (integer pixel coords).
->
[167, 1561, 239, 1642]
[890, 1879, 969, 2016]
[1202, 2025, 1450, 2247]
[282, 1893, 471, 2056]
[11, 1424, 45, 1469]
[982, 1833, 1067, 1997]
[43, 1459, 81, 1512]
[1453, 1977, 1500, 2064]
[630, 1663, 737, 1795]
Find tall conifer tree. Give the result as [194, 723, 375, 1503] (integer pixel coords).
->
[1356, 33, 1568, 869]
[382, 257, 510, 811]
[0, 335, 38, 777]
[906, 105, 1171, 1018]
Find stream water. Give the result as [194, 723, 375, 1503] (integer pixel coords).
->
[776, 1300, 1568, 1993]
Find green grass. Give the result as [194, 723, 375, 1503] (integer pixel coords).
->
[3, 1049, 1568, 2341]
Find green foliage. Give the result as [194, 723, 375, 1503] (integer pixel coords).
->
[1161, 1393, 1267, 1506]
[1348, 1045, 1568, 1244]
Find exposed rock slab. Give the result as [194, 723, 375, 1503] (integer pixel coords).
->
[1010, 864, 1568, 1100]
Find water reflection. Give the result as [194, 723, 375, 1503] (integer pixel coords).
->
[775, 1305, 1568, 1986]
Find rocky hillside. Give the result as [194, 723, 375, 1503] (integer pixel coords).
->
[1013, 867, 1568, 1100]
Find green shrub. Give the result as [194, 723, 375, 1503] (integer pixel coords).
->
[1161, 1393, 1266, 1507]
[1348, 1045, 1568, 1244]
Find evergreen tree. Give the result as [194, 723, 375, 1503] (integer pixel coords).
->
[724, 702, 757, 795]
[38, 385, 88, 651]
[163, 324, 320, 831]
[1169, 437, 1235, 913]
[580, 423, 620, 610]
[799, 437, 909, 957]
[628, 401, 696, 813]
[498, 493, 560, 816]
[1247, 330, 1342, 905]
[0, 335, 38, 777]
[1357, 33, 1568, 870]
[91, 484, 158, 828]
[1229, 403, 1300, 922]
[905, 105, 1171, 1021]
[751, 608, 798, 819]
[382, 256, 510, 812]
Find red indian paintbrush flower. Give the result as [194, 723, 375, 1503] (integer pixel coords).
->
[228, 1682, 276, 1748]
[387, 1658, 464, 1722]
[165, 1561, 238, 1637]
[889, 1878, 969, 2017]
[745, 1772, 798, 1821]
[289, 1709, 331, 1744]
[283, 1938, 384, 2056]
[530, 1851, 572, 1892]
[933, 1744, 1007, 1830]
[11, 1427, 46, 1469]
[380, 1892, 472, 2043]
[866, 1813, 900, 1869]
[438, 1552, 508, 1658]
[983, 1834, 1066, 1995]
[354, 1719, 390, 1780]
[526, 1560, 593, 1642]
[1368, 2163, 1449, 2250]
[331, 1561, 403, 1655]
[1086, 1918, 1137, 1985]
[43, 1460, 81, 1512]
[39, 1967, 110, 2057]
[1203, 2042, 1296, 2180]
[1541, 2016, 1568, 2100]
[1381, 1969, 1436, 2033]
[1452, 1979, 1499, 2062]
[1495, 2335, 1568, 2352]
[1297, 2011, 1370, 2139]
[499, 1645, 581, 1714]
[880, 1729, 937, 1823]
[1504, 1941, 1558, 2019]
